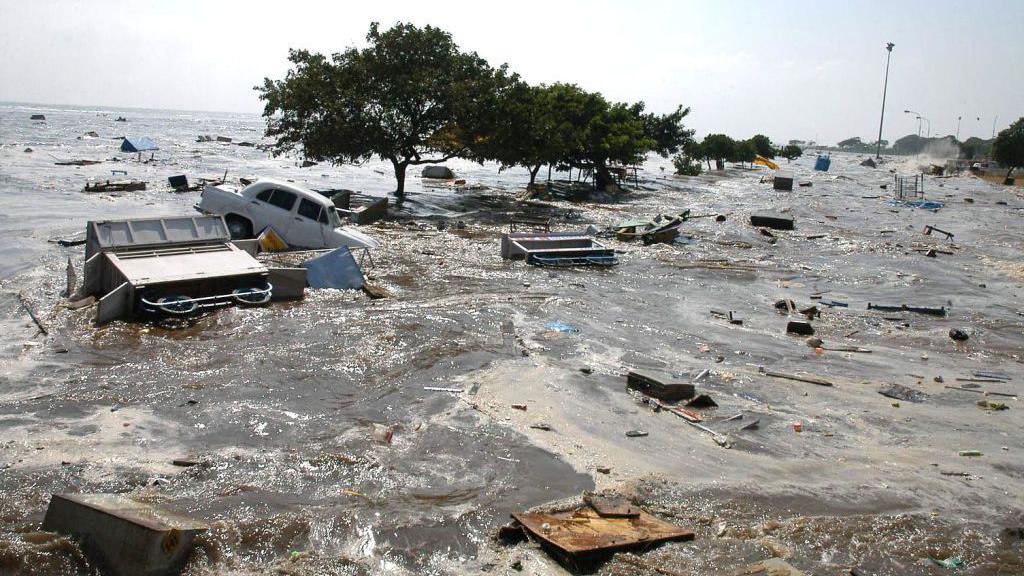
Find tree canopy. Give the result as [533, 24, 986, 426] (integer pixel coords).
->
[749, 134, 774, 159]
[993, 117, 1024, 178]
[257, 22, 513, 196]
[258, 23, 693, 195]
[779, 144, 803, 161]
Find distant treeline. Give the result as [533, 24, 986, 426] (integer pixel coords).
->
[828, 135, 995, 159]
[258, 22, 694, 195]
[672, 134, 803, 175]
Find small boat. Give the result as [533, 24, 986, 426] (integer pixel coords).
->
[615, 210, 690, 245]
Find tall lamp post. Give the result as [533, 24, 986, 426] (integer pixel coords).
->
[956, 116, 962, 141]
[876, 42, 895, 159]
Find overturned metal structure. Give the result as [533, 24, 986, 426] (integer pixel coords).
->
[81, 216, 277, 324]
[501, 231, 617, 267]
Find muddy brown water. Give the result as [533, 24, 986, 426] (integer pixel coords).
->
[1, 104, 1023, 575]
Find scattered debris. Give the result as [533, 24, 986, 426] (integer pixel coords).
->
[503, 498, 693, 561]
[685, 394, 718, 409]
[544, 320, 579, 334]
[502, 231, 617, 267]
[370, 423, 393, 444]
[867, 303, 946, 316]
[977, 400, 1008, 411]
[83, 180, 147, 192]
[958, 450, 982, 457]
[759, 367, 833, 387]
[949, 328, 969, 341]
[750, 211, 794, 230]
[738, 558, 807, 575]
[302, 247, 365, 290]
[625, 430, 649, 437]
[626, 370, 695, 401]
[80, 216, 274, 324]
[878, 383, 927, 403]
[786, 321, 815, 336]
[30, 114, 46, 120]
[923, 224, 955, 240]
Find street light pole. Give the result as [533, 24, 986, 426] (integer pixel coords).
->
[905, 109, 921, 138]
[876, 42, 895, 159]
[992, 116, 999, 139]
[956, 116, 962, 141]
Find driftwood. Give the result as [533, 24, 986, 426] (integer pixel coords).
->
[760, 367, 833, 387]
[17, 293, 48, 336]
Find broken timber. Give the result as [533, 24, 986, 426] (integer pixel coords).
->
[508, 501, 694, 559]
[760, 368, 833, 387]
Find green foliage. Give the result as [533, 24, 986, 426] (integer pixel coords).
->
[259, 22, 694, 194]
[672, 153, 703, 176]
[779, 144, 803, 161]
[701, 134, 736, 163]
[749, 134, 774, 159]
[481, 82, 570, 185]
[257, 22, 513, 196]
[992, 117, 1024, 175]
[733, 140, 757, 164]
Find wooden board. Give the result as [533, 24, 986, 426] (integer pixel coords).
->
[512, 506, 694, 555]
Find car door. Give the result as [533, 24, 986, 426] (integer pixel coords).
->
[291, 198, 328, 248]
[249, 188, 296, 237]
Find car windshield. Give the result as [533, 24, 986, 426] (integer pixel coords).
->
[327, 207, 343, 228]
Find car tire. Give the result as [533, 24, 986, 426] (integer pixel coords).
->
[225, 216, 252, 240]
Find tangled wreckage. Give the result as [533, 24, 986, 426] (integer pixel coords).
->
[80, 215, 280, 324]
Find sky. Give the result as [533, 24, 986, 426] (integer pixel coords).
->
[1, 0, 1021, 145]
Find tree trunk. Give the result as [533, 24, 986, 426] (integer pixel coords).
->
[715, 159, 725, 170]
[528, 165, 541, 187]
[594, 164, 616, 190]
[393, 160, 408, 197]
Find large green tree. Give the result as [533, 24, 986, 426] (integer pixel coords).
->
[701, 134, 736, 169]
[481, 82, 565, 187]
[257, 22, 512, 196]
[993, 117, 1024, 181]
[779, 144, 803, 162]
[749, 134, 774, 159]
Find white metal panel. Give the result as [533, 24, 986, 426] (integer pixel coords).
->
[107, 244, 267, 285]
[96, 282, 131, 325]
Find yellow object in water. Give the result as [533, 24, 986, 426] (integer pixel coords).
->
[257, 227, 289, 252]
[754, 156, 779, 170]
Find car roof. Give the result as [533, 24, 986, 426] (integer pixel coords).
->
[245, 178, 331, 208]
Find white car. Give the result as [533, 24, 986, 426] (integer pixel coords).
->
[197, 178, 379, 250]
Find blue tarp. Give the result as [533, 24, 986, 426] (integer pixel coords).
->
[120, 137, 158, 153]
[301, 246, 365, 290]
[886, 199, 944, 210]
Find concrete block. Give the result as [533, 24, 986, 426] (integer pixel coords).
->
[42, 493, 206, 576]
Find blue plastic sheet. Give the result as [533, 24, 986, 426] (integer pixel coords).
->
[544, 320, 579, 333]
[886, 199, 944, 210]
[302, 247, 365, 290]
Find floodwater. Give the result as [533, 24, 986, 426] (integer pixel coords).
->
[0, 102, 1022, 575]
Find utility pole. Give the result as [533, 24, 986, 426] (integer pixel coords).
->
[956, 116, 961, 141]
[992, 116, 999, 139]
[876, 42, 895, 159]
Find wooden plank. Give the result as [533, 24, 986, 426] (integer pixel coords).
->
[512, 506, 693, 556]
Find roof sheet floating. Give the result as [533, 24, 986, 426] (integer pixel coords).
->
[120, 137, 158, 153]
[302, 246, 365, 290]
